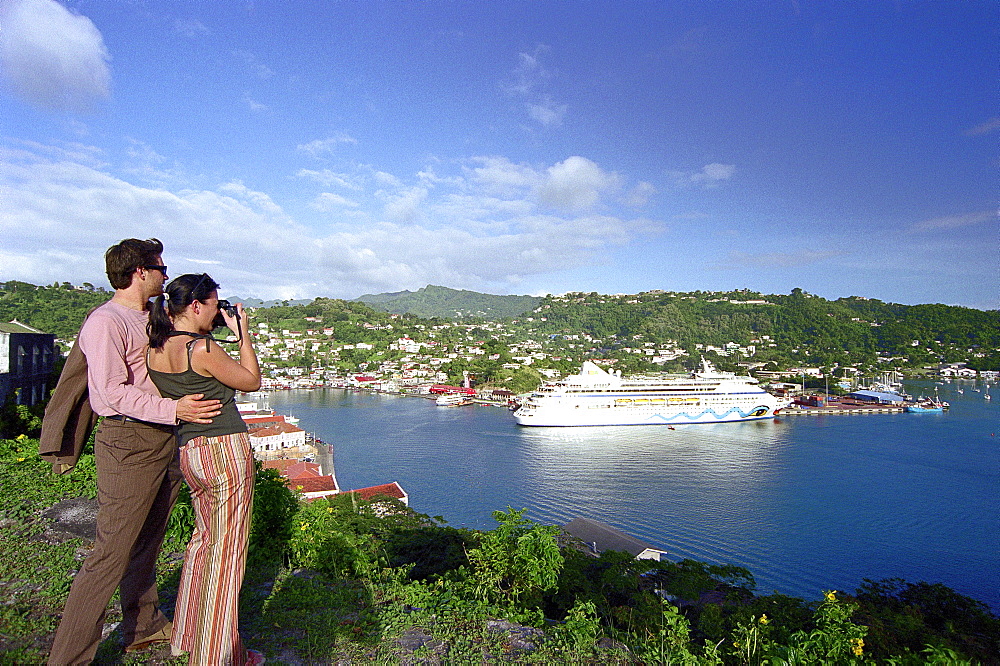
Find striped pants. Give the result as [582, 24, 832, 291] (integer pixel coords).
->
[171, 432, 255, 666]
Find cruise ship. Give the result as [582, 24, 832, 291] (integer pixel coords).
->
[512, 359, 789, 427]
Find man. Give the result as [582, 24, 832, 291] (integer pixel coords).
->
[48, 239, 222, 665]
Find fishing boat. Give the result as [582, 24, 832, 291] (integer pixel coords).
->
[905, 402, 947, 413]
[512, 358, 789, 427]
[904, 397, 949, 413]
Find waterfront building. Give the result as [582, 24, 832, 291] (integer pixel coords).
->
[249, 421, 308, 456]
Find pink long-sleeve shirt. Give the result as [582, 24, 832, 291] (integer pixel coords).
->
[78, 300, 177, 424]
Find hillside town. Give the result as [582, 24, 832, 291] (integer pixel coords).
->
[245, 312, 998, 395]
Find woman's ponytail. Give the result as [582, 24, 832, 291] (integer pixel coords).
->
[147, 294, 173, 349]
[146, 273, 220, 349]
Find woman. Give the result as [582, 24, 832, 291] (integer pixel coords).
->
[146, 273, 264, 665]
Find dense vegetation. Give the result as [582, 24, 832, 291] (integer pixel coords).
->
[0, 281, 110, 341]
[2, 415, 997, 663]
[519, 288, 1000, 371]
[4, 281, 999, 392]
[357, 284, 542, 320]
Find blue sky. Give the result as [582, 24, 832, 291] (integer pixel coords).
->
[1, 0, 997, 309]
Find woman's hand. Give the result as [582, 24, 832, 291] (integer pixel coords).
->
[220, 302, 246, 335]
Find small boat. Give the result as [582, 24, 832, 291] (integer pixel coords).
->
[905, 398, 949, 413]
[436, 393, 474, 407]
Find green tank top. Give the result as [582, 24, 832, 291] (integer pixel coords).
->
[147, 334, 247, 447]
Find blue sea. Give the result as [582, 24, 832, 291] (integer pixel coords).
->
[267, 379, 1000, 611]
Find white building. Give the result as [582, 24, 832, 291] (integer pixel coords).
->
[248, 421, 307, 454]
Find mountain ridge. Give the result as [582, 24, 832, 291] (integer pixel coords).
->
[354, 284, 542, 319]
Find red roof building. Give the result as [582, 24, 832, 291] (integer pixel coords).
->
[346, 481, 409, 506]
[286, 475, 339, 500]
[262, 459, 321, 478]
[242, 414, 287, 432]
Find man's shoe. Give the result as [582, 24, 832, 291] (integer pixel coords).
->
[124, 622, 172, 653]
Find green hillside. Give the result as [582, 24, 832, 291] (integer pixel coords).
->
[356, 284, 541, 319]
[517, 289, 1000, 370]
[4, 280, 998, 372]
[0, 281, 110, 340]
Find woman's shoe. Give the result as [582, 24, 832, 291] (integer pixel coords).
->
[246, 649, 266, 665]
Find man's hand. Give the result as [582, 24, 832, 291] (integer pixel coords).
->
[176, 394, 222, 424]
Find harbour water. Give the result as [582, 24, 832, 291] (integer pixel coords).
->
[268, 379, 999, 611]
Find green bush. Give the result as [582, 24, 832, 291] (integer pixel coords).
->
[467, 506, 563, 619]
[248, 463, 299, 565]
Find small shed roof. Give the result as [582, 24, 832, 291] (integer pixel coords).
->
[848, 390, 905, 404]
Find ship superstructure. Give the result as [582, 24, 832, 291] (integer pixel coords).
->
[513, 358, 787, 427]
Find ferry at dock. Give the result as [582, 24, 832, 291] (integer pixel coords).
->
[512, 359, 789, 427]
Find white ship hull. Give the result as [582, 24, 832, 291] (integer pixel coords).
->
[513, 359, 787, 427]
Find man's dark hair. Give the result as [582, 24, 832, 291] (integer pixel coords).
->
[105, 238, 164, 289]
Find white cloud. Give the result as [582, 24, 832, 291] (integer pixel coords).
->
[0, 0, 111, 112]
[506, 48, 550, 96]
[373, 170, 403, 189]
[911, 210, 995, 232]
[297, 168, 363, 190]
[314, 213, 659, 295]
[718, 249, 842, 269]
[310, 192, 359, 211]
[670, 163, 736, 188]
[505, 47, 567, 128]
[232, 49, 274, 79]
[537, 156, 620, 210]
[0, 141, 663, 299]
[467, 156, 539, 196]
[382, 187, 428, 223]
[965, 117, 1000, 137]
[528, 96, 567, 127]
[297, 135, 358, 158]
[624, 181, 656, 207]
[174, 19, 209, 38]
[244, 94, 268, 112]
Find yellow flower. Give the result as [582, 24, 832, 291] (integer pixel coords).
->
[759, 614, 769, 625]
[16, 434, 27, 442]
[17, 457, 26, 462]
[851, 637, 864, 656]
[327, 507, 333, 513]
[825, 590, 837, 602]
[300, 523, 310, 531]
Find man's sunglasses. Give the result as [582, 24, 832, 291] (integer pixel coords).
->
[144, 265, 168, 275]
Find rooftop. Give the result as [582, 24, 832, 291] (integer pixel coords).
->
[0, 319, 47, 334]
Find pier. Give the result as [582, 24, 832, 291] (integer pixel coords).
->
[779, 404, 904, 415]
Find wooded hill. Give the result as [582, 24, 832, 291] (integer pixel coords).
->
[356, 284, 541, 319]
[515, 288, 1000, 370]
[3, 280, 998, 371]
[0, 281, 110, 340]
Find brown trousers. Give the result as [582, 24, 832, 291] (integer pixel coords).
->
[48, 419, 182, 665]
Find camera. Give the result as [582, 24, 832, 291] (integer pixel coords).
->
[212, 299, 240, 330]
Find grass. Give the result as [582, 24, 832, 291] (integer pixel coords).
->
[3, 432, 998, 665]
